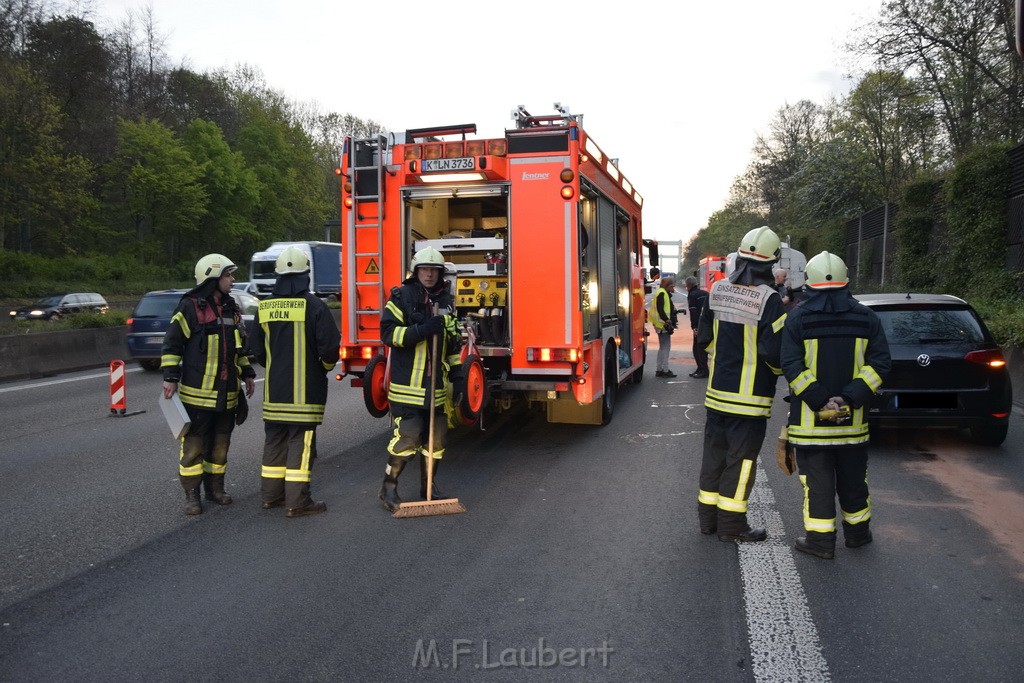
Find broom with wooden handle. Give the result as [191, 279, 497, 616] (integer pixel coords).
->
[393, 307, 466, 518]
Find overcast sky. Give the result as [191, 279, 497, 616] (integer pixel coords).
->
[85, 0, 883, 247]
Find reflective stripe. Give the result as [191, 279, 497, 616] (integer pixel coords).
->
[285, 430, 315, 483]
[262, 465, 286, 479]
[161, 354, 182, 367]
[202, 461, 227, 474]
[800, 474, 836, 532]
[171, 312, 191, 339]
[388, 417, 418, 456]
[262, 401, 325, 424]
[698, 489, 719, 505]
[791, 369, 816, 395]
[771, 313, 787, 332]
[842, 502, 872, 525]
[717, 494, 748, 513]
[732, 458, 754, 502]
[385, 300, 405, 322]
[739, 324, 756, 398]
[179, 463, 203, 477]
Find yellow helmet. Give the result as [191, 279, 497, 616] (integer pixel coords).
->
[737, 226, 781, 262]
[411, 247, 445, 271]
[275, 246, 310, 274]
[194, 253, 236, 284]
[804, 251, 849, 289]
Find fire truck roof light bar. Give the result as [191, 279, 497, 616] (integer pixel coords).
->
[405, 124, 478, 141]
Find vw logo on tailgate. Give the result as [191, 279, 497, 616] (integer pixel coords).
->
[917, 353, 931, 367]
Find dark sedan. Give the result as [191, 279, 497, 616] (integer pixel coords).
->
[856, 293, 1012, 446]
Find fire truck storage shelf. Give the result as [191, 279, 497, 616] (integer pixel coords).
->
[414, 237, 505, 251]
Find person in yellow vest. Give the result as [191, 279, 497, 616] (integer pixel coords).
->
[782, 252, 890, 559]
[162, 254, 256, 516]
[253, 246, 340, 518]
[648, 276, 678, 377]
[694, 227, 786, 542]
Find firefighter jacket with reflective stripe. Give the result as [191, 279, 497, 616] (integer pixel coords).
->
[696, 281, 786, 418]
[647, 286, 677, 331]
[781, 289, 891, 446]
[381, 279, 462, 408]
[253, 293, 340, 425]
[161, 294, 255, 411]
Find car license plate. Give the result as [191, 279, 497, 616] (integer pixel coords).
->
[422, 157, 475, 172]
[146, 336, 163, 345]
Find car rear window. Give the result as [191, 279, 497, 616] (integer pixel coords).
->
[872, 305, 985, 345]
[133, 294, 181, 318]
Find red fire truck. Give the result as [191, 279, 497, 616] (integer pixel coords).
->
[337, 106, 656, 425]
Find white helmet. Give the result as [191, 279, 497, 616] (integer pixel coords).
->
[804, 251, 848, 289]
[275, 246, 310, 274]
[737, 226, 781, 263]
[194, 253, 236, 284]
[411, 247, 445, 272]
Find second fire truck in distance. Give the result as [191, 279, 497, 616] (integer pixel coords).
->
[337, 105, 657, 426]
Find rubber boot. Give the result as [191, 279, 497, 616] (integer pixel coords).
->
[795, 531, 836, 559]
[420, 455, 449, 500]
[379, 456, 407, 512]
[184, 488, 203, 516]
[203, 473, 233, 505]
[716, 511, 767, 542]
[698, 502, 718, 535]
[843, 521, 873, 548]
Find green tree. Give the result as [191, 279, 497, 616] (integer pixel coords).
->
[25, 14, 115, 160]
[181, 118, 261, 257]
[854, 0, 1024, 157]
[103, 117, 207, 265]
[0, 56, 97, 255]
[839, 70, 937, 202]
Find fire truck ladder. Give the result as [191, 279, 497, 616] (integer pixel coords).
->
[347, 135, 388, 345]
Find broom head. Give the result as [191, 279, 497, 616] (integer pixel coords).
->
[392, 497, 466, 518]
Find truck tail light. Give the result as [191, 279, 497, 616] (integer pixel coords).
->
[527, 347, 579, 362]
[340, 346, 379, 361]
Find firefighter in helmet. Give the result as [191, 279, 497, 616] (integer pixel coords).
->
[695, 226, 787, 541]
[378, 246, 463, 512]
[253, 246, 340, 517]
[781, 251, 890, 559]
[162, 253, 256, 516]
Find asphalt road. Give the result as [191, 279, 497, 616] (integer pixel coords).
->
[1, 333, 1023, 681]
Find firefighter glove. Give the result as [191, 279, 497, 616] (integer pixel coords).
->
[776, 426, 796, 475]
[420, 315, 446, 337]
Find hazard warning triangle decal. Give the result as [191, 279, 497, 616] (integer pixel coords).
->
[365, 258, 380, 275]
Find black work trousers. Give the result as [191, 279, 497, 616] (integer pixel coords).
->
[795, 445, 871, 548]
[261, 423, 318, 509]
[691, 327, 708, 373]
[698, 410, 767, 534]
[179, 406, 235, 492]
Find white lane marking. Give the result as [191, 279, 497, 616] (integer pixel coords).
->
[0, 367, 142, 393]
[740, 463, 831, 682]
[0, 369, 264, 394]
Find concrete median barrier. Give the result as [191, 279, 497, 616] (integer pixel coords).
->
[0, 309, 341, 383]
[0, 327, 127, 382]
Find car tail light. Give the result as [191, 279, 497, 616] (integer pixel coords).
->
[965, 349, 1006, 368]
[126, 317, 134, 325]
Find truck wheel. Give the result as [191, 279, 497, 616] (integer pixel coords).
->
[458, 354, 487, 424]
[602, 343, 617, 425]
[362, 354, 390, 418]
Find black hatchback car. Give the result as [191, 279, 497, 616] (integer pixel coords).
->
[856, 293, 1012, 446]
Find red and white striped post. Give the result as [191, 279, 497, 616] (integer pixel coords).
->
[109, 360, 127, 415]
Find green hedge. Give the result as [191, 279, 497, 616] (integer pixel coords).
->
[0, 251, 193, 300]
